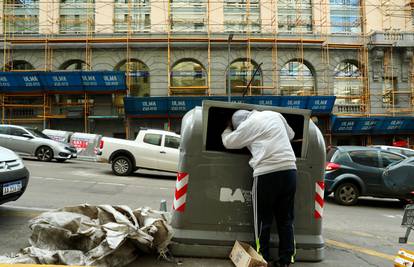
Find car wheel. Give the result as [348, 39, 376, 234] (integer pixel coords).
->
[334, 183, 359, 206]
[112, 156, 133, 176]
[56, 158, 67, 163]
[35, 146, 54, 162]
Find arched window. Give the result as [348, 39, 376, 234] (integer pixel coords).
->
[4, 60, 35, 71]
[60, 59, 88, 70]
[226, 59, 262, 95]
[115, 59, 150, 97]
[280, 60, 315, 95]
[334, 61, 362, 109]
[171, 60, 207, 87]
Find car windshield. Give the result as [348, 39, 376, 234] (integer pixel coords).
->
[26, 128, 51, 139]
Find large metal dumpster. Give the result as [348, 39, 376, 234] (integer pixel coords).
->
[170, 100, 326, 261]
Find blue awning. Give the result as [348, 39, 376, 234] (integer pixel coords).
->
[124, 96, 336, 117]
[0, 71, 127, 93]
[332, 116, 414, 135]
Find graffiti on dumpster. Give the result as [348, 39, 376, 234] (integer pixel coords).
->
[219, 187, 252, 204]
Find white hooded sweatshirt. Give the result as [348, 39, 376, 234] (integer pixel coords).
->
[222, 110, 296, 176]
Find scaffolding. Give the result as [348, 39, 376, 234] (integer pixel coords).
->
[0, 0, 413, 135]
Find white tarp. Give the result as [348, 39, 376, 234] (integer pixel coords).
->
[0, 204, 173, 266]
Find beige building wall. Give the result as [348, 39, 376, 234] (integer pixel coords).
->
[312, 0, 330, 34]
[0, 0, 3, 35]
[261, 0, 276, 33]
[39, 0, 59, 34]
[209, 0, 224, 32]
[151, 0, 169, 32]
[96, 0, 114, 33]
[364, 0, 408, 33]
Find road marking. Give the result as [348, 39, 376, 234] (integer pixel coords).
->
[0, 205, 52, 218]
[351, 231, 376, 238]
[326, 239, 395, 261]
[31, 176, 173, 191]
[98, 182, 125, 186]
[2, 205, 52, 212]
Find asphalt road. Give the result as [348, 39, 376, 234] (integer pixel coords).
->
[1, 158, 413, 266]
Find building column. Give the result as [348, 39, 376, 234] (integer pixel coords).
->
[312, 0, 330, 34]
[39, 0, 59, 34]
[261, 0, 275, 34]
[96, 0, 114, 33]
[151, 0, 169, 33]
[209, 0, 224, 33]
[0, 2, 3, 35]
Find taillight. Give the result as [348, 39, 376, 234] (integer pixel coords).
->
[326, 162, 341, 171]
[99, 140, 104, 149]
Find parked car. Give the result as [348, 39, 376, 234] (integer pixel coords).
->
[382, 157, 414, 200]
[98, 129, 180, 176]
[325, 146, 406, 205]
[0, 125, 77, 162]
[372, 145, 414, 158]
[0, 146, 30, 205]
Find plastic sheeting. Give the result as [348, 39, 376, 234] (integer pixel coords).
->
[0, 204, 173, 266]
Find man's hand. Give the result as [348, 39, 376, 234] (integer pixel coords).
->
[226, 120, 233, 130]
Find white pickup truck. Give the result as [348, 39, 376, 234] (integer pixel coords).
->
[98, 129, 180, 176]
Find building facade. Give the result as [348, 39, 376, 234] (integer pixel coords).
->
[1, 0, 414, 146]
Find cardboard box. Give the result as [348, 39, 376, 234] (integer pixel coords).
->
[229, 241, 268, 267]
[394, 248, 414, 267]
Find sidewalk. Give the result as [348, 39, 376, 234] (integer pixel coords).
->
[125, 244, 393, 267]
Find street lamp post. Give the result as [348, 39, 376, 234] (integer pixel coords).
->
[227, 33, 234, 102]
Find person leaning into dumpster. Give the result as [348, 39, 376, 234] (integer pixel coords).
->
[221, 109, 297, 267]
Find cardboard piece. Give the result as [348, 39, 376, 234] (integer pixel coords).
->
[394, 248, 414, 267]
[229, 241, 268, 267]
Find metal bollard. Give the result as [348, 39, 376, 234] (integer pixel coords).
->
[160, 199, 167, 212]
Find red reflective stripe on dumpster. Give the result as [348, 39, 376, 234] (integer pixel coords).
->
[173, 172, 189, 212]
[175, 184, 188, 199]
[315, 181, 324, 219]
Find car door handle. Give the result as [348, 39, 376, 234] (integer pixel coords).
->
[160, 151, 166, 154]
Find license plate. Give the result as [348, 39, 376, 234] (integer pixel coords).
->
[2, 181, 22, 196]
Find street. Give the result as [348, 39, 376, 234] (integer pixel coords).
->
[0, 159, 413, 266]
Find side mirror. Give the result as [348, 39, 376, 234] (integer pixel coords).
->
[22, 133, 33, 139]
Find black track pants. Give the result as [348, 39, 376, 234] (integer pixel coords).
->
[252, 169, 297, 265]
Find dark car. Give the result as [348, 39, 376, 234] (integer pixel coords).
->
[382, 157, 414, 199]
[0, 146, 30, 205]
[325, 146, 406, 205]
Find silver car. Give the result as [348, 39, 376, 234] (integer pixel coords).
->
[0, 125, 77, 162]
[0, 146, 29, 205]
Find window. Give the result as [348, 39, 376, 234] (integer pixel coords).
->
[114, 0, 151, 32]
[59, 0, 95, 34]
[143, 133, 162, 146]
[3, 0, 39, 34]
[226, 59, 262, 95]
[280, 61, 315, 96]
[9, 127, 28, 137]
[170, 0, 207, 32]
[0, 127, 9, 134]
[170, 60, 207, 94]
[334, 61, 362, 113]
[223, 0, 261, 33]
[330, 0, 361, 34]
[3, 60, 35, 71]
[60, 59, 87, 70]
[165, 136, 180, 149]
[278, 0, 312, 33]
[380, 152, 404, 167]
[349, 151, 379, 167]
[115, 59, 150, 97]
